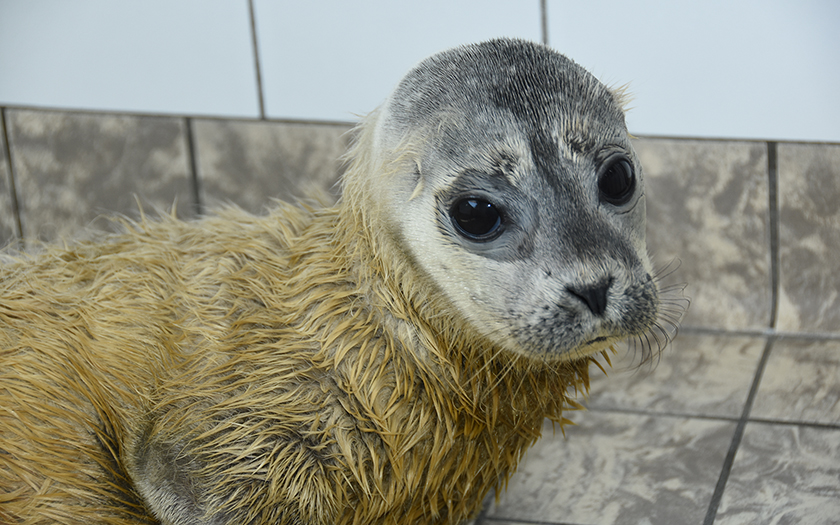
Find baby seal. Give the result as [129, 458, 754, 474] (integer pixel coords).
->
[0, 39, 661, 524]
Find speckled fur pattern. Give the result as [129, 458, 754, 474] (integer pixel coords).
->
[1, 39, 662, 524]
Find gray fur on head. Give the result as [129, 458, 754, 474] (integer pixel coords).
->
[365, 38, 658, 360]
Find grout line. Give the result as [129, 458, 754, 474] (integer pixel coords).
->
[677, 325, 772, 338]
[540, 0, 549, 46]
[486, 517, 583, 525]
[747, 417, 840, 431]
[767, 141, 779, 329]
[584, 405, 741, 424]
[3, 104, 840, 147]
[487, 518, 586, 525]
[184, 118, 203, 217]
[631, 133, 840, 147]
[676, 325, 840, 342]
[0, 107, 24, 244]
[248, 0, 266, 120]
[774, 330, 840, 341]
[702, 335, 775, 525]
[0, 104, 355, 128]
[583, 406, 840, 431]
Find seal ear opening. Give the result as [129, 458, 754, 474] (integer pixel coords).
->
[409, 161, 425, 201]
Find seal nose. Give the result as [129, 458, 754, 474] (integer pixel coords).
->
[567, 280, 611, 316]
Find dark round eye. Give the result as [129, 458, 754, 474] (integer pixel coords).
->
[599, 158, 636, 205]
[450, 198, 503, 240]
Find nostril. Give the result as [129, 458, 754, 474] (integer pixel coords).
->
[567, 279, 612, 317]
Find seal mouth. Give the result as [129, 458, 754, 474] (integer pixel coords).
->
[586, 336, 608, 345]
[558, 335, 616, 362]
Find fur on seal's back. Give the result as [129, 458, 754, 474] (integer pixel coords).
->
[0, 190, 596, 524]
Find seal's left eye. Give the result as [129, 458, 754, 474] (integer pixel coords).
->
[599, 158, 635, 206]
[451, 198, 502, 241]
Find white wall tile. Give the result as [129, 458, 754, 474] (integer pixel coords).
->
[254, 0, 541, 122]
[1, 0, 837, 141]
[546, 0, 840, 142]
[0, 0, 260, 117]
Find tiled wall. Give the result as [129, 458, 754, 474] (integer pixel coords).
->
[641, 137, 840, 338]
[0, 108, 351, 242]
[2, 106, 839, 341]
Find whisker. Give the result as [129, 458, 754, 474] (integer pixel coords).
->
[652, 257, 683, 282]
[618, 263, 689, 370]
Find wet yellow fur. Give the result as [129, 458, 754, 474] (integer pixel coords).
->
[0, 116, 600, 524]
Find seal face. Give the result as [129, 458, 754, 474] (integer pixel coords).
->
[366, 39, 659, 360]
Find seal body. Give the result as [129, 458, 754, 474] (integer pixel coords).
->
[0, 39, 660, 524]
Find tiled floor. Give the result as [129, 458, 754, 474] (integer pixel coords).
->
[472, 331, 840, 525]
[2, 108, 839, 524]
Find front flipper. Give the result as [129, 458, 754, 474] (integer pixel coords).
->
[129, 434, 221, 525]
[126, 427, 343, 525]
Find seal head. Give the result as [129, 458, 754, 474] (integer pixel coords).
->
[355, 38, 658, 361]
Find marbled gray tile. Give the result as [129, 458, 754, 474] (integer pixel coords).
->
[477, 521, 566, 525]
[751, 338, 840, 425]
[487, 414, 735, 525]
[0, 112, 17, 247]
[480, 520, 583, 525]
[635, 138, 771, 331]
[586, 333, 765, 418]
[776, 142, 840, 334]
[6, 109, 194, 243]
[715, 422, 840, 525]
[192, 119, 353, 214]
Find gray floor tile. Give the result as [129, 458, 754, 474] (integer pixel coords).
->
[714, 422, 840, 525]
[487, 414, 735, 525]
[0, 113, 17, 247]
[586, 333, 765, 418]
[751, 338, 840, 425]
[776, 142, 840, 335]
[481, 518, 586, 525]
[6, 109, 193, 243]
[192, 119, 353, 214]
[635, 137, 771, 331]
[482, 521, 574, 525]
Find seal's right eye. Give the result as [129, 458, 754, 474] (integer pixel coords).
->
[451, 198, 503, 241]
[598, 158, 636, 206]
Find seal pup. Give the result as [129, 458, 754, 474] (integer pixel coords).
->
[0, 38, 665, 524]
